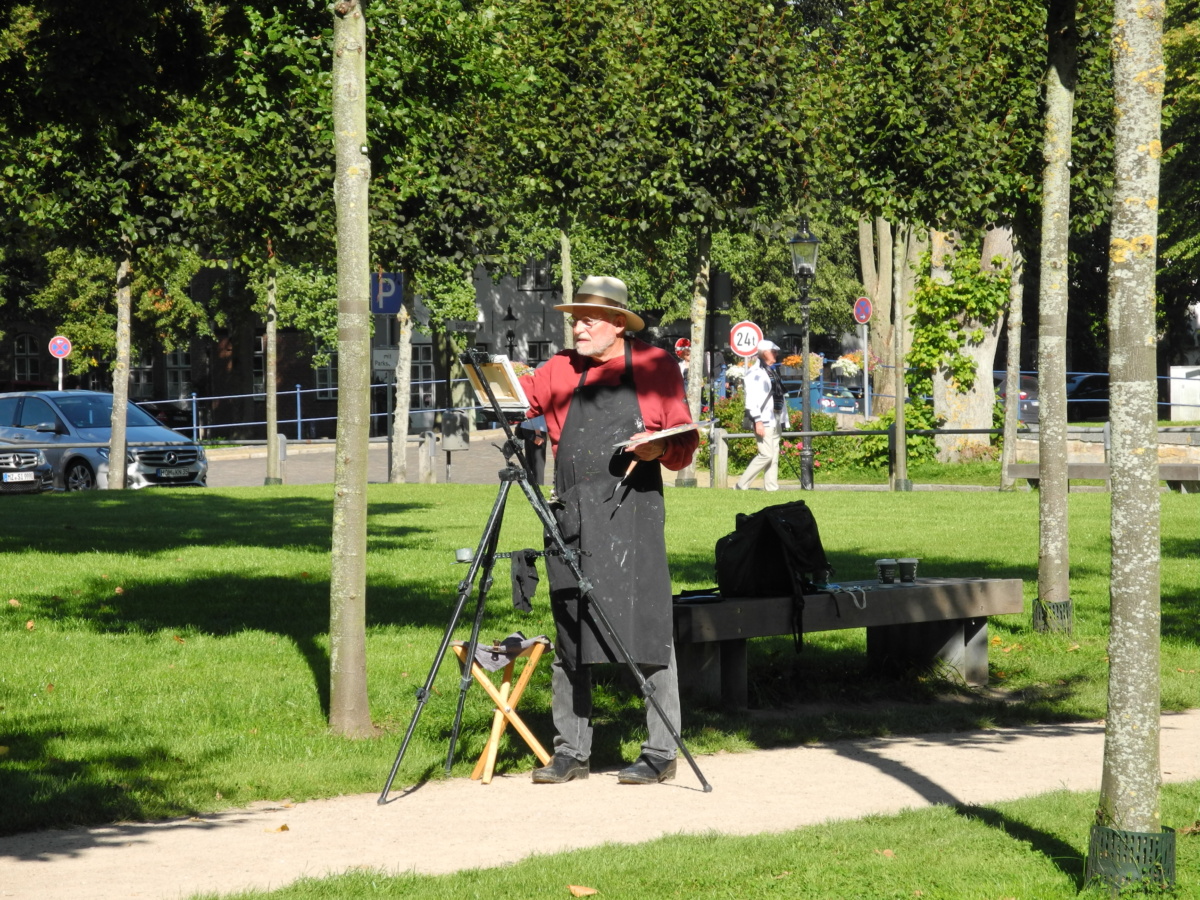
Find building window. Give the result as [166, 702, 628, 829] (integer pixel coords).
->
[411, 343, 434, 409]
[316, 350, 338, 400]
[130, 353, 154, 400]
[166, 349, 191, 399]
[528, 341, 553, 365]
[13, 335, 40, 383]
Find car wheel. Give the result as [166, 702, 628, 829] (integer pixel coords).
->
[65, 460, 96, 491]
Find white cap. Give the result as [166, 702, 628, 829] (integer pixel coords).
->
[758, 339, 781, 353]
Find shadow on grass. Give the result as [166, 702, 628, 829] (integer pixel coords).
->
[0, 718, 213, 840]
[954, 805, 1085, 886]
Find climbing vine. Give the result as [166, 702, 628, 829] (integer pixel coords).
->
[907, 246, 1009, 400]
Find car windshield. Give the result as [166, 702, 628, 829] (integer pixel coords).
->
[54, 394, 160, 429]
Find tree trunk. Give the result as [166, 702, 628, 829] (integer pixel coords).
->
[265, 262, 281, 485]
[389, 273, 415, 483]
[890, 222, 909, 490]
[559, 227, 574, 350]
[328, 0, 374, 738]
[1000, 234, 1025, 490]
[860, 216, 893, 414]
[932, 226, 1009, 462]
[676, 230, 710, 489]
[1037, 0, 1077, 608]
[108, 253, 132, 490]
[1097, 0, 1165, 835]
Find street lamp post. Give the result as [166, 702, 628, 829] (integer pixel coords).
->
[788, 219, 820, 491]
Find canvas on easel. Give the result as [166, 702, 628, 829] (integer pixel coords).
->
[463, 354, 529, 413]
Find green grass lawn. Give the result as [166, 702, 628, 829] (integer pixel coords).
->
[1, 484, 1197, 841]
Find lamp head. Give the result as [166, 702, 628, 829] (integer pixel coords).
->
[788, 217, 820, 295]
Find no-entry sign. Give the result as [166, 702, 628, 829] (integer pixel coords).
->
[729, 321, 763, 358]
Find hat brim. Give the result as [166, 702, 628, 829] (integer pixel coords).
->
[553, 300, 644, 332]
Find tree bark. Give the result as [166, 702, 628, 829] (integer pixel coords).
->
[389, 273, 414, 484]
[265, 261, 281, 484]
[860, 216, 893, 414]
[676, 229, 710, 489]
[108, 253, 132, 490]
[1000, 233, 1025, 490]
[1097, 0, 1165, 834]
[890, 222, 909, 490]
[328, 0, 374, 738]
[1037, 0, 1077, 608]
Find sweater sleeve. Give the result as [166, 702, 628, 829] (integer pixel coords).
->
[633, 342, 698, 471]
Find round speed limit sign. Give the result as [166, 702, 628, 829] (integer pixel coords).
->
[729, 321, 764, 358]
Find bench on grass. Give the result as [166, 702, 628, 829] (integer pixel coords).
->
[673, 577, 1024, 709]
[1007, 462, 1200, 493]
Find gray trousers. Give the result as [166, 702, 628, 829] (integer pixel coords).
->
[736, 424, 781, 491]
[550, 645, 680, 762]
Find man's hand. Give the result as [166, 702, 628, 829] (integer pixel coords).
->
[754, 421, 765, 438]
[625, 431, 666, 461]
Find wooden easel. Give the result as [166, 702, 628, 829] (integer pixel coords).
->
[450, 638, 552, 784]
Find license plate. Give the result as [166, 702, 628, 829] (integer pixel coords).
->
[3, 471, 35, 482]
[156, 467, 191, 478]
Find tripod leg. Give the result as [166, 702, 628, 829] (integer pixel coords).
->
[512, 474, 713, 792]
[444, 515, 504, 774]
[378, 479, 513, 803]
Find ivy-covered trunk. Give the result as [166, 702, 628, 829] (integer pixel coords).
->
[328, 0, 374, 738]
[107, 254, 133, 490]
[264, 264, 281, 484]
[1037, 0, 1077, 609]
[859, 216, 893, 414]
[1097, 0, 1165, 835]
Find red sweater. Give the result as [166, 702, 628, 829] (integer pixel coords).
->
[519, 338, 698, 471]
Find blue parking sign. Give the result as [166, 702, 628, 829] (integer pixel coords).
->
[370, 272, 404, 315]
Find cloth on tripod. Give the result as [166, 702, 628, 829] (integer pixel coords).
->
[473, 632, 551, 672]
[509, 549, 540, 612]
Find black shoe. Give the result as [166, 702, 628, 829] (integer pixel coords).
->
[617, 754, 677, 785]
[532, 754, 589, 784]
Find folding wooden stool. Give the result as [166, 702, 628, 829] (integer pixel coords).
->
[451, 636, 552, 784]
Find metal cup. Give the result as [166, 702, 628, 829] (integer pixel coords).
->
[875, 558, 898, 584]
[897, 558, 919, 582]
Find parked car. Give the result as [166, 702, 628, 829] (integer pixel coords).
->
[0, 391, 207, 491]
[1065, 373, 1109, 421]
[785, 383, 860, 416]
[0, 446, 55, 494]
[993, 372, 1039, 424]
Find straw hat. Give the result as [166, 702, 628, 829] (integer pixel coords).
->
[554, 275, 644, 332]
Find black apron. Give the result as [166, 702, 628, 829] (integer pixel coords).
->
[545, 341, 673, 669]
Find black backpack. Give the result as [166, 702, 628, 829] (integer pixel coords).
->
[714, 500, 832, 647]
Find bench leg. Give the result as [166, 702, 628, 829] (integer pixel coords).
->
[867, 617, 989, 686]
[676, 641, 722, 705]
[719, 639, 748, 710]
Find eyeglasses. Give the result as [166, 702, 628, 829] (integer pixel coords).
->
[569, 315, 616, 329]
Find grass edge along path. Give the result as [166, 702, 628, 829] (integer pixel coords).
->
[195, 782, 1200, 900]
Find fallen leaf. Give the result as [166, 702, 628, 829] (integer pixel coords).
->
[267, 824, 289, 833]
[300, 572, 310, 579]
[567, 886, 598, 897]
[25, 620, 34, 631]
[1067, 644, 1080, 652]
[46, 684, 54, 692]
[874, 848, 896, 858]
[994, 671, 1007, 679]
[1002, 646, 1013, 653]
[215, 791, 223, 800]
[101, 574, 109, 580]
[8, 598, 19, 607]
[1179, 821, 1200, 835]
[114, 586, 125, 595]
[991, 636, 1002, 645]
[173, 635, 185, 643]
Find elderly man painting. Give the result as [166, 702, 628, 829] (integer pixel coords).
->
[517, 275, 697, 785]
